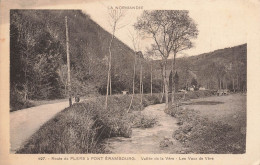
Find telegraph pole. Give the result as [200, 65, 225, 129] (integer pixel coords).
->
[65, 16, 72, 107]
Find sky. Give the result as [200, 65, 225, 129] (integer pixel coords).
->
[81, 1, 247, 58]
[1, 0, 248, 58]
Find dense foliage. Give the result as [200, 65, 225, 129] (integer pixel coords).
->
[10, 10, 157, 110]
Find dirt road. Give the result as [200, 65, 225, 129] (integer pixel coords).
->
[10, 101, 71, 153]
[105, 103, 184, 154]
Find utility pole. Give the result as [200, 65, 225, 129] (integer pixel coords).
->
[65, 16, 72, 107]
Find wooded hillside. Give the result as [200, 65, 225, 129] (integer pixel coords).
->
[10, 10, 247, 110]
[10, 10, 152, 106]
[153, 44, 247, 91]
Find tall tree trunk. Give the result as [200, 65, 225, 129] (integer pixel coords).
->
[160, 65, 164, 103]
[109, 75, 112, 95]
[24, 56, 28, 101]
[105, 25, 115, 109]
[105, 64, 110, 108]
[141, 78, 144, 107]
[232, 77, 235, 92]
[65, 16, 72, 107]
[140, 64, 143, 109]
[150, 62, 153, 96]
[163, 61, 168, 108]
[236, 75, 239, 91]
[161, 82, 165, 103]
[140, 64, 142, 94]
[171, 52, 176, 106]
[127, 52, 136, 112]
[238, 76, 241, 91]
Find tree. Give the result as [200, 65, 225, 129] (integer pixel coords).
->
[128, 30, 140, 112]
[159, 61, 165, 103]
[169, 12, 198, 104]
[231, 61, 245, 91]
[105, 9, 126, 109]
[174, 71, 179, 92]
[135, 10, 198, 108]
[144, 48, 157, 96]
[177, 57, 192, 90]
[137, 51, 144, 109]
[215, 62, 226, 90]
[169, 71, 179, 92]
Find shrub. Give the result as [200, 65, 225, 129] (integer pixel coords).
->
[130, 112, 157, 128]
[171, 107, 246, 154]
[145, 94, 161, 105]
[17, 93, 161, 154]
[10, 87, 35, 111]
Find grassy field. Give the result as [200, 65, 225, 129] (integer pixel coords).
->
[184, 94, 246, 128]
[170, 93, 246, 154]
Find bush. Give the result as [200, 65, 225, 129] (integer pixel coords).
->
[10, 87, 35, 111]
[17, 93, 161, 154]
[184, 90, 214, 99]
[145, 94, 161, 105]
[171, 107, 246, 154]
[130, 112, 157, 128]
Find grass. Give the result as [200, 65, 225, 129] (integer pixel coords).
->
[129, 112, 158, 128]
[168, 94, 246, 154]
[16, 94, 161, 154]
[10, 100, 35, 112]
[16, 90, 227, 154]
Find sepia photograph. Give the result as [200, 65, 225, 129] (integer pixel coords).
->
[1, 0, 260, 164]
[9, 8, 247, 154]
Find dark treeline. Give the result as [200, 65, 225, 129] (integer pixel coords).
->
[195, 44, 247, 91]
[10, 10, 246, 110]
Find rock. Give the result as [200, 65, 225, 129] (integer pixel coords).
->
[123, 126, 132, 138]
[174, 133, 182, 140]
[160, 138, 173, 148]
[177, 121, 183, 125]
[183, 126, 193, 134]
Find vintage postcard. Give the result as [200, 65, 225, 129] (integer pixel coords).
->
[0, 0, 260, 164]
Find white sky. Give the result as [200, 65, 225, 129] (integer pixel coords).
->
[2, 0, 247, 58]
[81, 1, 247, 58]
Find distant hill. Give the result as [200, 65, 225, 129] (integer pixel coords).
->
[153, 44, 247, 91]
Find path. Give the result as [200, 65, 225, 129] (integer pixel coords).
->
[10, 100, 72, 153]
[105, 103, 184, 154]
